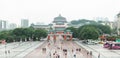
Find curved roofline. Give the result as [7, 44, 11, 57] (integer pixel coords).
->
[54, 14, 66, 19]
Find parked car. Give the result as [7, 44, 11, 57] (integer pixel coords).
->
[104, 42, 110, 48]
[103, 42, 120, 49]
[111, 43, 120, 49]
[82, 40, 97, 45]
[99, 41, 104, 44]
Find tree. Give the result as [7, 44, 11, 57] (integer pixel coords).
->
[78, 25, 100, 40]
[0, 27, 48, 42]
[66, 27, 78, 38]
[12, 28, 35, 41]
[22, 28, 34, 38]
[71, 20, 79, 25]
[12, 28, 25, 41]
[0, 30, 14, 42]
[71, 19, 99, 25]
[12, 28, 24, 36]
[34, 29, 47, 40]
[90, 24, 111, 34]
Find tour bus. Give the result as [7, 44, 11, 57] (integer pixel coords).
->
[104, 42, 120, 49]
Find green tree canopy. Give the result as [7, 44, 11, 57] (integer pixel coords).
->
[0, 27, 48, 42]
[12, 28, 24, 36]
[78, 25, 100, 40]
[0, 30, 14, 42]
[66, 27, 78, 38]
[71, 19, 98, 25]
[89, 24, 111, 34]
[34, 29, 47, 39]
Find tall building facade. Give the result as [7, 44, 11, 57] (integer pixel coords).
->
[0, 20, 7, 30]
[21, 19, 29, 28]
[9, 23, 17, 29]
[31, 23, 51, 31]
[116, 12, 120, 35]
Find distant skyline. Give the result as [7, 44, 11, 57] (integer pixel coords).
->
[0, 0, 120, 25]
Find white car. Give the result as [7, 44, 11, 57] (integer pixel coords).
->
[87, 41, 98, 45]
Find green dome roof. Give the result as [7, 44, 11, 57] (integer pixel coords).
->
[54, 14, 67, 21]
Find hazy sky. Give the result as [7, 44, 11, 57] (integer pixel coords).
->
[0, 0, 120, 25]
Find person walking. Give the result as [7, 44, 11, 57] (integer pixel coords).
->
[98, 53, 100, 58]
[53, 53, 55, 58]
[74, 54, 76, 58]
[79, 48, 81, 52]
[58, 54, 60, 58]
[49, 52, 51, 58]
[72, 49, 73, 52]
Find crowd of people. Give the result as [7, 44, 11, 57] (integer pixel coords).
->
[43, 39, 83, 58]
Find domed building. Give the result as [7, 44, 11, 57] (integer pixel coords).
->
[52, 14, 68, 32]
[53, 14, 67, 23]
[48, 14, 72, 40]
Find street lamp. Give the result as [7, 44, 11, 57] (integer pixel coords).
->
[5, 44, 7, 58]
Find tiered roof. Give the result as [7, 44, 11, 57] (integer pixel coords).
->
[53, 14, 67, 23]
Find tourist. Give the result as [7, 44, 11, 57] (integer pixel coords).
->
[72, 49, 74, 53]
[56, 54, 60, 58]
[79, 48, 81, 52]
[74, 54, 76, 58]
[53, 53, 55, 58]
[76, 48, 78, 51]
[87, 52, 89, 55]
[55, 51, 57, 53]
[65, 52, 67, 58]
[90, 51, 92, 55]
[58, 54, 60, 58]
[98, 53, 100, 58]
[49, 52, 51, 58]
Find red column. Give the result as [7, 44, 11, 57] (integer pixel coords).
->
[64, 35, 67, 40]
[47, 35, 50, 40]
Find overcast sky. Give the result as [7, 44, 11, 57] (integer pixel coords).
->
[0, 0, 120, 25]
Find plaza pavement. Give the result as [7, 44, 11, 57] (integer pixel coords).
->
[75, 41, 120, 58]
[1, 38, 120, 58]
[25, 36, 86, 58]
[0, 41, 44, 58]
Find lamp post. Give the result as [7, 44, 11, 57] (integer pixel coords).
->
[5, 44, 7, 58]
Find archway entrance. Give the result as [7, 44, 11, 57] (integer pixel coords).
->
[47, 33, 72, 41]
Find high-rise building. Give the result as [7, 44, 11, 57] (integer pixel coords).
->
[116, 12, 120, 35]
[9, 23, 17, 29]
[21, 19, 29, 28]
[3, 21, 7, 29]
[0, 20, 2, 29]
[0, 20, 7, 30]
